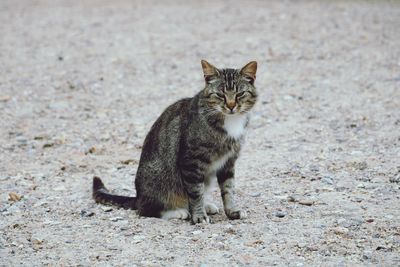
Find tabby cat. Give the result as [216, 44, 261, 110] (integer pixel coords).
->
[93, 60, 258, 224]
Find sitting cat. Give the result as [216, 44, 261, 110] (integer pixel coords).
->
[93, 60, 258, 224]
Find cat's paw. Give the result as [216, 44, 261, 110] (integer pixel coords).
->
[205, 202, 220, 215]
[226, 209, 247, 220]
[191, 212, 212, 224]
[161, 209, 190, 220]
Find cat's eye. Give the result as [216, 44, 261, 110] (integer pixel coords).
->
[215, 93, 225, 98]
[236, 91, 246, 98]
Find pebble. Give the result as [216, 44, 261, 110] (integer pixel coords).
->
[215, 242, 225, 249]
[287, 195, 299, 202]
[80, 210, 95, 217]
[298, 200, 314, 206]
[132, 235, 145, 244]
[296, 242, 306, 248]
[249, 192, 261, 197]
[357, 183, 366, 188]
[8, 192, 23, 202]
[309, 165, 320, 172]
[192, 230, 203, 235]
[31, 236, 44, 245]
[110, 217, 124, 222]
[321, 177, 334, 185]
[0, 95, 11, 102]
[319, 187, 334, 192]
[362, 250, 372, 260]
[101, 207, 113, 212]
[274, 211, 287, 218]
[333, 227, 349, 235]
[15, 136, 28, 144]
[389, 173, 400, 183]
[356, 161, 368, 171]
[338, 218, 363, 228]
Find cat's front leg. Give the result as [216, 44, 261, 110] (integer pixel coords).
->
[181, 162, 210, 224]
[217, 158, 247, 220]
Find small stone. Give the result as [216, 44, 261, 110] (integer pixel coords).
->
[333, 227, 349, 235]
[86, 147, 96, 154]
[357, 183, 366, 188]
[0, 95, 11, 102]
[43, 143, 55, 148]
[192, 230, 203, 235]
[365, 218, 374, 223]
[319, 187, 334, 192]
[309, 165, 320, 172]
[298, 200, 314, 206]
[215, 242, 225, 249]
[389, 173, 400, 183]
[296, 242, 306, 248]
[16, 136, 28, 144]
[287, 195, 299, 202]
[8, 192, 23, 202]
[274, 211, 286, 218]
[339, 218, 363, 228]
[321, 177, 334, 185]
[101, 206, 113, 212]
[31, 236, 44, 245]
[356, 161, 368, 170]
[121, 159, 139, 165]
[362, 250, 372, 260]
[110, 217, 124, 222]
[80, 210, 95, 217]
[249, 192, 261, 197]
[132, 235, 145, 244]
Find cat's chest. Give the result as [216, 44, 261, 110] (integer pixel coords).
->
[223, 114, 248, 139]
[208, 150, 235, 174]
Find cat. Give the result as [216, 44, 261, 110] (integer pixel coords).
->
[93, 60, 258, 224]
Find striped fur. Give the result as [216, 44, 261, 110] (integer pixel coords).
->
[92, 60, 258, 224]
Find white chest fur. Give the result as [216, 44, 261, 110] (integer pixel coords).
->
[208, 150, 235, 174]
[223, 114, 247, 139]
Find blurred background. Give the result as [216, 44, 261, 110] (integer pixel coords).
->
[1, 1, 399, 266]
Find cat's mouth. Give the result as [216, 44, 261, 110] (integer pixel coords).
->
[222, 109, 240, 116]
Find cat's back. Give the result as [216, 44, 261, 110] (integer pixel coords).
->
[138, 97, 192, 165]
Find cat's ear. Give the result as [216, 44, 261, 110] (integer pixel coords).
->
[240, 61, 257, 84]
[201, 60, 219, 84]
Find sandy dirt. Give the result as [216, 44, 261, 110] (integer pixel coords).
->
[1, 0, 399, 266]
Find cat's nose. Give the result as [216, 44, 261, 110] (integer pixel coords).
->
[226, 100, 236, 111]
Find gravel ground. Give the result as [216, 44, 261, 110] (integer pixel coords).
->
[1, 0, 400, 266]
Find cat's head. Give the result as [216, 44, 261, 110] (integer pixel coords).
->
[201, 60, 258, 116]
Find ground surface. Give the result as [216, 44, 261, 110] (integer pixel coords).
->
[0, 0, 399, 266]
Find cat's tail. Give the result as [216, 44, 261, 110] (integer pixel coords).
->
[92, 176, 137, 209]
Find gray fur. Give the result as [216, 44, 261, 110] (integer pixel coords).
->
[93, 60, 258, 224]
